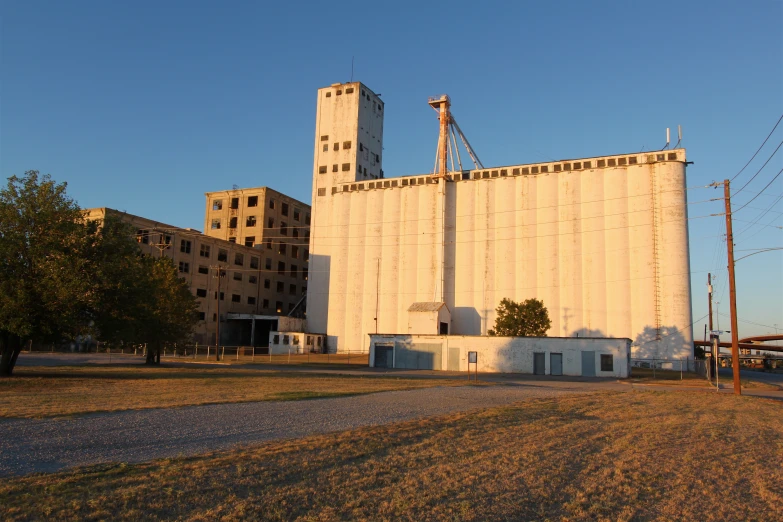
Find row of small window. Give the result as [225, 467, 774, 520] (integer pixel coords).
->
[196, 300, 297, 320]
[322, 140, 351, 152]
[196, 282, 305, 300]
[323, 88, 383, 112]
[187, 245, 261, 267]
[271, 334, 322, 347]
[211, 216, 310, 237]
[182, 261, 309, 280]
[212, 197, 310, 223]
[318, 139, 379, 158]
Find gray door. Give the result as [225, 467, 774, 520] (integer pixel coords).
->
[374, 346, 393, 368]
[533, 352, 546, 375]
[550, 353, 563, 376]
[398, 343, 442, 370]
[448, 347, 460, 371]
[581, 351, 596, 377]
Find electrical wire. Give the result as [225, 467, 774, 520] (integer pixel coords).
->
[733, 139, 783, 194]
[730, 113, 783, 182]
[733, 166, 783, 213]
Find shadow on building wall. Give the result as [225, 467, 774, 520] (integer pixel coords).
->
[452, 307, 481, 335]
[631, 325, 690, 360]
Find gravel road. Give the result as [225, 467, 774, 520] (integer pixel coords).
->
[0, 384, 579, 477]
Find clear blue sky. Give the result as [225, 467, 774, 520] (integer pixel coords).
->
[2, 0, 781, 341]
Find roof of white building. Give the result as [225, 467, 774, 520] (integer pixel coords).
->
[407, 302, 447, 312]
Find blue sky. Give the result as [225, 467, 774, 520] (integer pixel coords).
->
[2, 0, 781, 340]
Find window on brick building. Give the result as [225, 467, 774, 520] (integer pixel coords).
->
[246, 216, 256, 227]
[180, 240, 191, 253]
[212, 199, 222, 210]
[200, 244, 210, 258]
[245, 236, 255, 247]
[247, 196, 258, 207]
[179, 262, 189, 273]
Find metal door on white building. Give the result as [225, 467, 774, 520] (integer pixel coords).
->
[581, 351, 596, 376]
[533, 352, 546, 375]
[550, 353, 563, 376]
[374, 345, 393, 368]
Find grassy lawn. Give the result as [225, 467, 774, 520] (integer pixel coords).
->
[1, 391, 780, 521]
[0, 366, 470, 419]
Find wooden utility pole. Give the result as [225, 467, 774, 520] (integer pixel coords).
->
[707, 273, 713, 333]
[722, 180, 742, 395]
[214, 265, 223, 361]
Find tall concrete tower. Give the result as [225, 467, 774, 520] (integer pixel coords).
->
[307, 82, 385, 342]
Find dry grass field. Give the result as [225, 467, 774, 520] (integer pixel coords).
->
[1, 391, 781, 521]
[0, 366, 469, 418]
[630, 368, 780, 389]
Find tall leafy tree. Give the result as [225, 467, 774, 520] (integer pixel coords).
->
[0, 171, 93, 375]
[135, 255, 199, 365]
[488, 298, 551, 337]
[0, 172, 199, 374]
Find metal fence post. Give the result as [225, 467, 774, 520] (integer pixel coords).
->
[236, 347, 240, 361]
[221, 346, 225, 359]
[195, 343, 198, 359]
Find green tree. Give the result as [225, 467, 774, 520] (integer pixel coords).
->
[0, 171, 199, 374]
[0, 171, 93, 375]
[135, 255, 199, 365]
[84, 214, 198, 364]
[488, 297, 551, 337]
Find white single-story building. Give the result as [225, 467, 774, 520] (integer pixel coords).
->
[369, 334, 632, 378]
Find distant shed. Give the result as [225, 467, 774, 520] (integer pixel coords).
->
[407, 302, 451, 335]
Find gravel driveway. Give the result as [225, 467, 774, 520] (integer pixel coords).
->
[0, 384, 579, 477]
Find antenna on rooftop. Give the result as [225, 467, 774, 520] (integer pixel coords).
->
[675, 125, 682, 148]
[232, 184, 239, 190]
[663, 127, 671, 150]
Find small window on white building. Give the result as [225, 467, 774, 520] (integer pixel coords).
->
[600, 354, 614, 372]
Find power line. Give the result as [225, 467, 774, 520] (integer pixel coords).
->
[734, 166, 783, 213]
[734, 139, 783, 194]
[730, 113, 783, 182]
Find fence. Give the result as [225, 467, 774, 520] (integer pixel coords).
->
[22, 342, 369, 366]
[630, 358, 693, 378]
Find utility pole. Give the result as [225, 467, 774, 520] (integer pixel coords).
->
[722, 179, 742, 395]
[707, 273, 713, 333]
[213, 265, 223, 361]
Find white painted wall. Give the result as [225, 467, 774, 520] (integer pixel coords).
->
[268, 331, 324, 354]
[306, 83, 692, 361]
[369, 334, 631, 378]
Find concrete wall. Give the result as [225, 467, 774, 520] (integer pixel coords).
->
[308, 149, 693, 359]
[369, 334, 632, 378]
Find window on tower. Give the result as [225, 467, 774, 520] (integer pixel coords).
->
[342, 163, 351, 171]
[319, 166, 327, 174]
[333, 142, 339, 151]
[343, 141, 351, 149]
